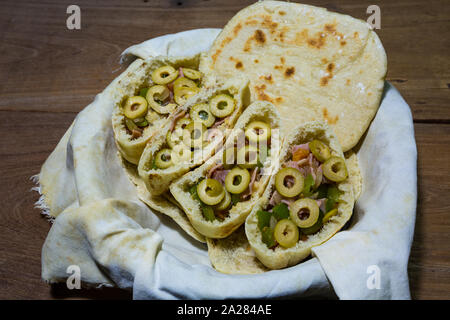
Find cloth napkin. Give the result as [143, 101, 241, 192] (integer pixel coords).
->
[34, 29, 417, 299]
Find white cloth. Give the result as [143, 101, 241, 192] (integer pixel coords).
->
[35, 29, 416, 299]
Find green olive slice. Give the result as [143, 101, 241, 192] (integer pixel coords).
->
[209, 94, 235, 118]
[236, 145, 259, 169]
[322, 208, 338, 224]
[171, 144, 192, 165]
[125, 118, 139, 132]
[174, 86, 199, 105]
[214, 190, 231, 211]
[275, 167, 304, 198]
[197, 178, 225, 206]
[151, 65, 178, 85]
[189, 103, 216, 127]
[173, 77, 197, 92]
[274, 219, 299, 248]
[289, 198, 320, 228]
[182, 68, 202, 80]
[245, 121, 271, 144]
[225, 167, 251, 194]
[154, 148, 173, 169]
[309, 140, 331, 163]
[323, 156, 348, 182]
[146, 85, 177, 114]
[123, 96, 148, 119]
[182, 122, 206, 149]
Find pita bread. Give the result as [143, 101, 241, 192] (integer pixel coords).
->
[169, 101, 282, 238]
[201, 0, 387, 151]
[112, 54, 202, 164]
[245, 121, 355, 269]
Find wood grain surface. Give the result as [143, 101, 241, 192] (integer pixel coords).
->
[0, 0, 448, 300]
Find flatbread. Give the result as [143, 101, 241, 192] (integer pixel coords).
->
[201, 0, 387, 151]
[169, 101, 282, 238]
[245, 121, 355, 270]
[207, 226, 269, 274]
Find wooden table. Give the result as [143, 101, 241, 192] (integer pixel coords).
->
[0, 0, 448, 300]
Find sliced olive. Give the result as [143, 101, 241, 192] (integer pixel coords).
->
[173, 77, 197, 92]
[152, 65, 178, 85]
[225, 167, 250, 194]
[197, 178, 225, 206]
[125, 118, 139, 132]
[123, 96, 148, 119]
[289, 198, 319, 228]
[309, 140, 331, 163]
[189, 103, 216, 127]
[301, 211, 324, 235]
[245, 121, 271, 144]
[274, 219, 299, 248]
[323, 156, 348, 182]
[236, 145, 259, 169]
[174, 86, 199, 105]
[275, 167, 304, 198]
[171, 144, 192, 165]
[146, 85, 177, 114]
[322, 208, 338, 224]
[214, 190, 231, 211]
[154, 148, 173, 169]
[182, 68, 202, 80]
[209, 93, 235, 118]
[182, 122, 206, 149]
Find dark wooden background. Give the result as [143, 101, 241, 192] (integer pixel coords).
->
[0, 0, 448, 300]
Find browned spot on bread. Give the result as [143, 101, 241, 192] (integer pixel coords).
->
[244, 29, 266, 52]
[278, 10, 286, 16]
[327, 63, 335, 73]
[254, 59, 259, 63]
[294, 29, 309, 45]
[274, 65, 283, 70]
[275, 97, 284, 104]
[340, 40, 347, 46]
[284, 67, 295, 77]
[354, 31, 359, 38]
[322, 108, 339, 124]
[262, 15, 278, 31]
[346, 79, 351, 85]
[307, 33, 326, 49]
[211, 49, 222, 63]
[320, 77, 329, 86]
[321, 58, 328, 64]
[324, 24, 336, 33]
[233, 23, 242, 36]
[235, 61, 243, 69]
[261, 74, 273, 83]
[280, 57, 285, 64]
[254, 84, 274, 103]
[255, 29, 266, 43]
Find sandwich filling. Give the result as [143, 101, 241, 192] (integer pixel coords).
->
[121, 65, 202, 140]
[188, 120, 273, 222]
[257, 140, 348, 249]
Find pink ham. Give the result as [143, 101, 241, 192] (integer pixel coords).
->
[169, 110, 186, 132]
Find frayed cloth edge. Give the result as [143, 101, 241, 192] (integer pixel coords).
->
[30, 174, 55, 223]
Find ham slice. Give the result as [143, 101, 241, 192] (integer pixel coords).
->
[170, 110, 186, 132]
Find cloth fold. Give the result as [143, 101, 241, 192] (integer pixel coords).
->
[35, 29, 416, 299]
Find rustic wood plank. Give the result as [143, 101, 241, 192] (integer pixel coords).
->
[0, 0, 448, 118]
